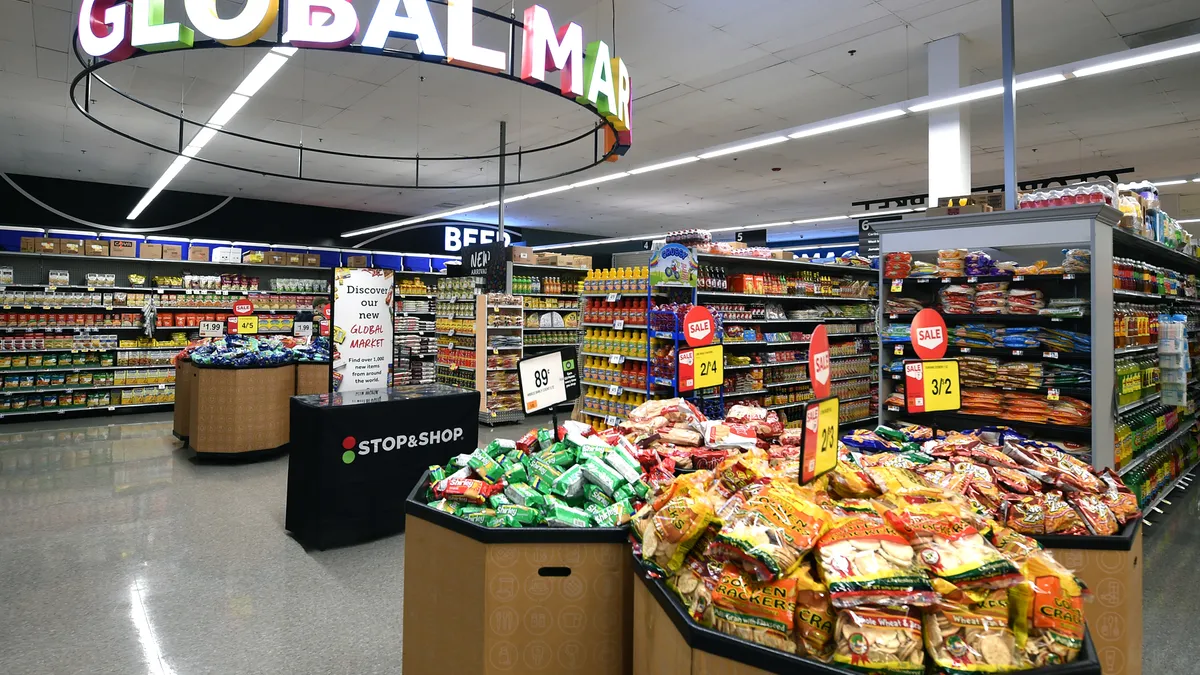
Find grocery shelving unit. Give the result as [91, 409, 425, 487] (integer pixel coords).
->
[434, 275, 480, 391]
[476, 295, 524, 425]
[508, 261, 587, 410]
[392, 271, 443, 387]
[874, 205, 1200, 490]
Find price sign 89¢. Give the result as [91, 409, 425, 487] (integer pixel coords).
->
[801, 397, 839, 484]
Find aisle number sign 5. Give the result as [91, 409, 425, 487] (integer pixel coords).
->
[78, 0, 633, 139]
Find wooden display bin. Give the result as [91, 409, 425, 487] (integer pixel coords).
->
[403, 479, 633, 675]
[295, 362, 330, 395]
[172, 360, 196, 440]
[1039, 522, 1143, 675]
[188, 363, 295, 456]
[632, 567, 1102, 675]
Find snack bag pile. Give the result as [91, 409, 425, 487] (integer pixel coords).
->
[422, 420, 666, 528]
[187, 335, 329, 367]
[629, 427, 1096, 671]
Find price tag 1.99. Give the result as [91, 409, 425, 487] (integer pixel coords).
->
[199, 321, 224, 338]
[1047, 388, 1060, 402]
[801, 397, 840, 484]
[609, 354, 624, 365]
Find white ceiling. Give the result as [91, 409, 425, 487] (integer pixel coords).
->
[1, 0, 1199, 242]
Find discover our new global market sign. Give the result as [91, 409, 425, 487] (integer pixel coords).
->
[77, 0, 633, 143]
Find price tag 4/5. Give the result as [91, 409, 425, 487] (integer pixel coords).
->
[1047, 388, 1060, 402]
[801, 397, 839, 484]
[890, 278, 903, 292]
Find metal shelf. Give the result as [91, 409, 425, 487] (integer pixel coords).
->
[1116, 393, 1162, 416]
[1115, 344, 1157, 355]
[723, 317, 875, 324]
[694, 252, 877, 276]
[0, 249, 329, 270]
[524, 343, 578, 348]
[1142, 460, 1199, 525]
[580, 351, 648, 362]
[0, 382, 166, 395]
[582, 322, 646, 328]
[1118, 414, 1198, 478]
[0, 401, 174, 419]
[0, 325, 145, 331]
[511, 262, 590, 272]
[513, 293, 581, 299]
[698, 291, 874, 302]
[523, 326, 581, 331]
[893, 273, 1087, 285]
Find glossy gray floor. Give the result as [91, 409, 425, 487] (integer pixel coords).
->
[0, 412, 1194, 674]
[0, 411, 552, 675]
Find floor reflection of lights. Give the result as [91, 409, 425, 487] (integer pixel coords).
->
[129, 576, 177, 675]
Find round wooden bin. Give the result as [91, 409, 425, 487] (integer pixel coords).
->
[187, 362, 296, 456]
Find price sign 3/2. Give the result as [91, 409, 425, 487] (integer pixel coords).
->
[903, 359, 961, 414]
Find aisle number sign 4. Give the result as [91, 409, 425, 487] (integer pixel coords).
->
[801, 397, 839, 484]
[903, 359, 960, 414]
[78, 0, 632, 139]
[678, 345, 722, 392]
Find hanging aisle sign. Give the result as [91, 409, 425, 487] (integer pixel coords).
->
[331, 268, 395, 392]
[77, 0, 632, 146]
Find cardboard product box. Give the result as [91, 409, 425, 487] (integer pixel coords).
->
[20, 237, 39, 253]
[304, 254, 321, 267]
[140, 243, 163, 259]
[345, 255, 368, 268]
[188, 245, 210, 262]
[242, 250, 264, 264]
[37, 239, 59, 255]
[925, 204, 993, 217]
[286, 253, 304, 266]
[770, 250, 792, 260]
[108, 239, 137, 258]
[162, 244, 182, 260]
[562, 254, 593, 269]
[58, 239, 85, 255]
[212, 246, 243, 263]
[85, 240, 109, 257]
[264, 252, 284, 266]
[510, 246, 534, 264]
[534, 252, 561, 266]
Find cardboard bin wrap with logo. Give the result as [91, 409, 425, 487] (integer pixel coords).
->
[403, 473, 633, 675]
[631, 561, 1102, 675]
[286, 384, 479, 549]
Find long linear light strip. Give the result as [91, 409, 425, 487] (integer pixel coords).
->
[127, 47, 297, 220]
[532, 214, 875, 251]
[331, 31, 1196, 239]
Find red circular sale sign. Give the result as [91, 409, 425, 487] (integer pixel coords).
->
[808, 324, 831, 399]
[683, 305, 716, 347]
[910, 308, 948, 359]
[232, 298, 255, 316]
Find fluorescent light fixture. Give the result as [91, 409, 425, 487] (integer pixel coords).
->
[792, 215, 851, 225]
[628, 157, 700, 175]
[271, 46, 298, 56]
[341, 201, 494, 238]
[232, 242, 270, 247]
[189, 126, 220, 148]
[104, 233, 145, 239]
[127, 156, 191, 219]
[1074, 40, 1200, 78]
[708, 221, 792, 233]
[908, 86, 1004, 112]
[1178, 218, 1200, 224]
[504, 194, 531, 204]
[190, 239, 232, 245]
[306, 246, 341, 252]
[148, 236, 190, 242]
[234, 52, 289, 97]
[47, 229, 98, 236]
[1193, 178, 1200, 183]
[208, 94, 250, 128]
[571, 172, 629, 188]
[1015, 73, 1068, 90]
[517, 184, 575, 200]
[1, 226, 45, 233]
[1154, 179, 1189, 186]
[698, 136, 789, 159]
[788, 109, 906, 139]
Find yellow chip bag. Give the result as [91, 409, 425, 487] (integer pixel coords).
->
[791, 562, 835, 661]
[708, 482, 832, 581]
[1011, 551, 1085, 667]
[925, 582, 1028, 674]
[713, 563, 798, 654]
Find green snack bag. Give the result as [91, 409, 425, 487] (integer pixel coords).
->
[428, 465, 448, 483]
[503, 462, 527, 484]
[564, 431, 590, 449]
[545, 502, 592, 528]
[530, 474, 555, 496]
[461, 508, 495, 525]
[450, 453, 471, 469]
[576, 445, 606, 465]
[581, 457, 626, 497]
[497, 504, 543, 525]
[488, 493, 512, 509]
[504, 482, 545, 509]
[552, 464, 586, 501]
[485, 438, 517, 458]
[488, 513, 522, 528]
[604, 446, 643, 484]
[537, 428, 555, 451]
[427, 498, 458, 514]
[584, 483, 615, 507]
[592, 499, 635, 527]
[540, 443, 576, 468]
[874, 425, 907, 443]
[628, 477, 651, 500]
[583, 502, 606, 520]
[468, 448, 504, 484]
[527, 457, 565, 485]
[612, 482, 636, 503]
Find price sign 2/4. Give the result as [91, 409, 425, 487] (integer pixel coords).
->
[801, 396, 839, 484]
[903, 359, 961, 414]
[677, 344, 723, 392]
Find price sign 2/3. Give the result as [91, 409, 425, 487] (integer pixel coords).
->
[801, 397, 839, 484]
[903, 359, 961, 414]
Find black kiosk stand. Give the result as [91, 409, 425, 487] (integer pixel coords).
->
[285, 384, 479, 549]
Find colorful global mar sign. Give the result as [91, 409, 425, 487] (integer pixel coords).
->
[77, 0, 632, 147]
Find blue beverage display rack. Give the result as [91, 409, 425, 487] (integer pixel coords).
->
[648, 282, 725, 418]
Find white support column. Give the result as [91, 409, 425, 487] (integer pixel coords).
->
[927, 35, 972, 205]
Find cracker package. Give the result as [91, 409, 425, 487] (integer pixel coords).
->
[712, 564, 799, 654]
[887, 503, 1022, 591]
[815, 513, 937, 608]
[632, 488, 718, 575]
[1011, 552, 1085, 667]
[791, 562, 835, 661]
[833, 606, 924, 673]
[925, 581, 1027, 674]
[708, 482, 832, 582]
[667, 525, 723, 625]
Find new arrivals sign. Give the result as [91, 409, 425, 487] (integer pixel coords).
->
[78, 0, 633, 139]
[331, 268, 394, 392]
